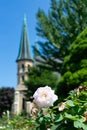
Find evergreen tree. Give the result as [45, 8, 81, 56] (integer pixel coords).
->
[24, 66, 58, 100]
[34, 0, 87, 73]
[56, 27, 87, 97]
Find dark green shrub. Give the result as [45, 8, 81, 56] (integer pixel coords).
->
[0, 87, 14, 117]
[56, 27, 87, 97]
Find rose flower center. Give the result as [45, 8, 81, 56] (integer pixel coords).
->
[42, 93, 47, 98]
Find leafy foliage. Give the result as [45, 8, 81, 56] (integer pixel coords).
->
[0, 114, 37, 130]
[34, 0, 87, 72]
[0, 87, 14, 117]
[1, 86, 87, 130]
[56, 27, 87, 97]
[33, 86, 87, 130]
[52, 86, 87, 130]
[24, 66, 58, 100]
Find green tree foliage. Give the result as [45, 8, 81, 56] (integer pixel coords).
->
[24, 66, 58, 100]
[0, 87, 14, 117]
[56, 27, 87, 97]
[34, 0, 87, 73]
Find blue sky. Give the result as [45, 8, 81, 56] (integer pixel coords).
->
[0, 0, 50, 88]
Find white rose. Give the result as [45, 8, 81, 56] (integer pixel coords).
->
[33, 86, 58, 108]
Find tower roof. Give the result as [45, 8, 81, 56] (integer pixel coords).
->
[16, 16, 32, 62]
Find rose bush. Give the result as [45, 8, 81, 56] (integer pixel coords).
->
[1, 86, 87, 130]
[33, 86, 87, 130]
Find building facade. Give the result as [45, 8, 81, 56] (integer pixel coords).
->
[13, 16, 33, 114]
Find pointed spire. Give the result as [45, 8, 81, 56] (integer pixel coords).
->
[16, 16, 32, 62]
[24, 14, 27, 26]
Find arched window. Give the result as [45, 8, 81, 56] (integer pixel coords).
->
[22, 75, 24, 82]
[21, 64, 25, 72]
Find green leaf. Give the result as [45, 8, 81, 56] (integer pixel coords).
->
[81, 91, 87, 96]
[64, 113, 77, 121]
[55, 114, 63, 123]
[74, 120, 87, 130]
[74, 120, 81, 128]
[82, 124, 87, 130]
[66, 100, 75, 107]
[51, 124, 60, 130]
[37, 117, 44, 123]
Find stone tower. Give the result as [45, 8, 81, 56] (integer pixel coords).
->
[13, 16, 33, 114]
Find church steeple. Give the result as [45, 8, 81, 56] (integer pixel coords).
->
[13, 16, 33, 115]
[16, 16, 32, 61]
